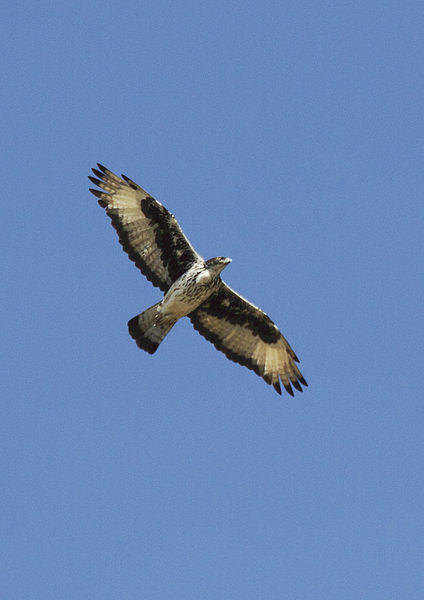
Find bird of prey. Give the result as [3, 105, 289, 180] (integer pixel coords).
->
[89, 164, 307, 396]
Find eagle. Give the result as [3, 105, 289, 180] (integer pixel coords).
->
[89, 164, 307, 396]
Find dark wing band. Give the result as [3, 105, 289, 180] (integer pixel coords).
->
[189, 283, 307, 396]
[89, 164, 201, 292]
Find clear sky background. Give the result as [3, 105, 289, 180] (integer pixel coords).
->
[2, 2, 423, 598]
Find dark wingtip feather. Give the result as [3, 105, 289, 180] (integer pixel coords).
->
[263, 373, 273, 385]
[291, 379, 303, 392]
[298, 375, 308, 387]
[89, 188, 108, 207]
[273, 381, 282, 395]
[88, 176, 102, 186]
[122, 174, 138, 190]
[91, 168, 104, 179]
[283, 382, 294, 396]
[97, 163, 108, 173]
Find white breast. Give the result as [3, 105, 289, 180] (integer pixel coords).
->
[195, 270, 212, 285]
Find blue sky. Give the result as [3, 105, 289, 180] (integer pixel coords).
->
[2, 1, 423, 598]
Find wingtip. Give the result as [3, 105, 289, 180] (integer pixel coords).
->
[283, 382, 294, 397]
[291, 379, 303, 393]
[91, 167, 104, 179]
[273, 381, 282, 395]
[122, 173, 139, 190]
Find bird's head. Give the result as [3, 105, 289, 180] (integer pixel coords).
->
[205, 256, 232, 275]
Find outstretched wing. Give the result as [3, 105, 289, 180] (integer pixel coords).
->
[89, 164, 202, 292]
[189, 283, 307, 396]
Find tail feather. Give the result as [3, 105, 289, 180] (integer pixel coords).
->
[128, 303, 176, 354]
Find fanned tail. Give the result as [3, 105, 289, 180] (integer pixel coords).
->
[128, 303, 177, 354]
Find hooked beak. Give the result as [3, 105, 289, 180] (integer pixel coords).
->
[218, 257, 231, 274]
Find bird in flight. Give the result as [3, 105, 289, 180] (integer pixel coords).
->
[89, 164, 307, 396]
